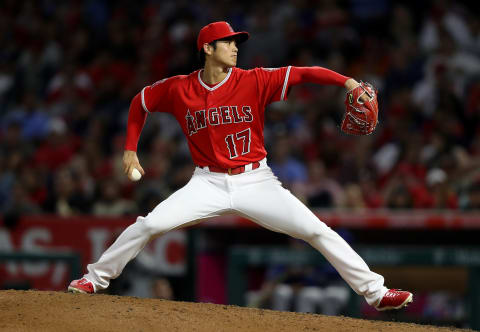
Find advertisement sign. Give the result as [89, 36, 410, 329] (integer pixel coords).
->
[0, 216, 186, 291]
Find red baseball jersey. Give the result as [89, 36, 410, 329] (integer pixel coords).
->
[141, 66, 293, 168]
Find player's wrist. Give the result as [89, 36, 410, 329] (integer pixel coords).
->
[344, 78, 359, 91]
[123, 150, 138, 161]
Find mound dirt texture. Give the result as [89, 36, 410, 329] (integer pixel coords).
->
[0, 290, 473, 332]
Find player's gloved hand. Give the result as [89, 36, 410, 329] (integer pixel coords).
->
[123, 150, 145, 181]
[341, 81, 379, 135]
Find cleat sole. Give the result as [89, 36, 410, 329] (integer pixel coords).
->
[68, 286, 88, 294]
[376, 293, 413, 311]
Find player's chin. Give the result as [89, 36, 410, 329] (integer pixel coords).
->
[221, 58, 236, 68]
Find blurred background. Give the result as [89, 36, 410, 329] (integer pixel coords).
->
[1, 0, 480, 330]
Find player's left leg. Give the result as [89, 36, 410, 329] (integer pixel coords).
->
[229, 168, 387, 307]
[75, 168, 231, 292]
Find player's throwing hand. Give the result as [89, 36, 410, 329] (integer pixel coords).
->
[123, 150, 145, 181]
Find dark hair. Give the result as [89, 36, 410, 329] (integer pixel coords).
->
[198, 41, 217, 67]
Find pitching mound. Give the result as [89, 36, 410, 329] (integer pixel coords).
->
[0, 290, 473, 331]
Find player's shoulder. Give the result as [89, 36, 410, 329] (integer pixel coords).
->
[256, 67, 287, 73]
[238, 67, 287, 76]
[150, 73, 191, 89]
[232, 67, 270, 79]
[233, 67, 260, 76]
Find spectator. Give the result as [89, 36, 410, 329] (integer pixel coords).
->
[292, 159, 344, 208]
[92, 177, 136, 216]
[385, 182, 414, 210]
[3, 181, 41, 215]
[18, 165, 47, 207]
[44, 167, 91, 216]
[2, 93, 50, 140]
[340, 183, 367, 211]
[269, 135, 307, 189]
[33, 117, 78, 171]
[460, 183, 480, 210]
[425, 168, 458, 209]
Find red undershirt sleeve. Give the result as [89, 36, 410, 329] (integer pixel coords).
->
[288, 66, 350, 87]
[124, 92, 147, 152]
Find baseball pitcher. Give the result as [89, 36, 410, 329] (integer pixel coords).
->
[69, 21, 412, 311]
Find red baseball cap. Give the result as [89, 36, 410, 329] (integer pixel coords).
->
[197, 21, 249, 51]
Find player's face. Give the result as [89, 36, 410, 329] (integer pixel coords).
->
[211, 39, 238, 68]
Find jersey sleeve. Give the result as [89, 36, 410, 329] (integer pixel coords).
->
[124, 92, 147, 151]
[288, 66, 350, 87]
[254, 66, 350, 107]
[141, 77, 176, 113]
[254, 66, 292, 107]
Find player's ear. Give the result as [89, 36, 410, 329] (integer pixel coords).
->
[203, 43, 213, 56]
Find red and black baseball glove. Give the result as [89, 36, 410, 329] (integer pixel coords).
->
[341, 81, 379, 135]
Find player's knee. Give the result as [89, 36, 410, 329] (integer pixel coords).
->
[299, 223, 333, 242]
[137, 215, 168, 236]
[297, 228, 323, 242]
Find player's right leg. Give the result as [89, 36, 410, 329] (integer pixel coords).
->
[230, 168, 412, 309]
[69, 168, 230, 293]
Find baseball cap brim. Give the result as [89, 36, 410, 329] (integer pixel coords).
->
[217, 31, 249, 45]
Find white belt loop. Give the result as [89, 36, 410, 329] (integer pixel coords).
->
[244, 163, 253, 172]
[204, 166, 210, 172]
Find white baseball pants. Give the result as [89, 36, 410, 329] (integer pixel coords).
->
[85, 158, 387, 306]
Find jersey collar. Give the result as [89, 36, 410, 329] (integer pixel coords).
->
[197, 68, 232, 91]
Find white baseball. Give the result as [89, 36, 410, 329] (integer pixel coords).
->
[131, 168, 142, 181]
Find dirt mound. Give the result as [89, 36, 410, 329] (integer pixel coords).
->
[0, 290, 473, 332]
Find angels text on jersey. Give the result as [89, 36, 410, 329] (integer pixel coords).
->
[185, 105, 253, 136]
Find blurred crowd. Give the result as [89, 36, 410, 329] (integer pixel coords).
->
[1, 0, 480, 217]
